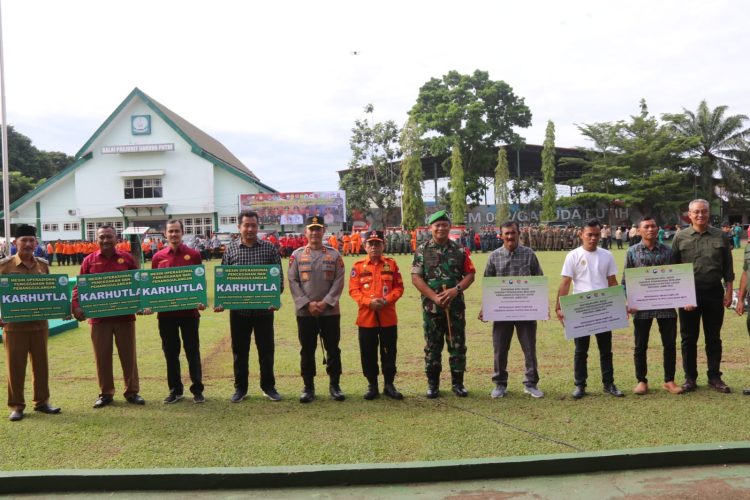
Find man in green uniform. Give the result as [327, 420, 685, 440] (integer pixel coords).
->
[411, 210, 476, 398]
[733, 243, 750, 395]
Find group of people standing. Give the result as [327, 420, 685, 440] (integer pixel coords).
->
[2, 198, 747, 423]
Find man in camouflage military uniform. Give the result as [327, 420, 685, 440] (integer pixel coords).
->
[411, 210, 476, 398]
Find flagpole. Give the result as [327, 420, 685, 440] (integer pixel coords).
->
[0, 0, 11, 243]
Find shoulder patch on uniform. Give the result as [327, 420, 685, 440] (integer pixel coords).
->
[0, 255, 13, 264]
[351, 268, 357, 277]
[35, 257, 49, 265]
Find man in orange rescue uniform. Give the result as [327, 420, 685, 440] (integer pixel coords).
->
[349, 230, 405, 400]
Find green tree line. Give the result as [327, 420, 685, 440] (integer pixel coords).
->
[341, 68, 750, 226]
[0, 125, 74, 204]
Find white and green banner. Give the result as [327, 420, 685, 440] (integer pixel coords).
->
[559, 285, 629, 340]
[624, 263, 696, 311]
[481, 276, 549, 321]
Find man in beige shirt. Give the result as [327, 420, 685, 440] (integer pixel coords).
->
[1, 225, 61, 422]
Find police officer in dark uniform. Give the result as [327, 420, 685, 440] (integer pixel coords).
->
[288, 216, 346, 403]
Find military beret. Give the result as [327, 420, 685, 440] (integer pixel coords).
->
[427, 210, 450, 225]
[15, 224, 37, 238]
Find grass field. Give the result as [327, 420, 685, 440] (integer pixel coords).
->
[1, 247, 749, 470]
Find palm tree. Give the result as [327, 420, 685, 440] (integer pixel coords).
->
[664, 100, 750, 200]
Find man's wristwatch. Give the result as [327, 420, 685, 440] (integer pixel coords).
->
[455, 284, 463, 293]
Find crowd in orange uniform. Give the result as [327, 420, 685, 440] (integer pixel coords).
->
[47, 240, 100, 266]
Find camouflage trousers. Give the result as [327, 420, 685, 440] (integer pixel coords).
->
[422, 305, 466, 377]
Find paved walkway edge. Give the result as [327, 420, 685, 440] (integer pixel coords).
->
[2, 441, 749, 493]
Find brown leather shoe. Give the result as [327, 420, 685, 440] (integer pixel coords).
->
[681, 379, 697, 393]
[663, 381, 684, 394]
[633, 381, 648, 395]
[708, 378, 731, 393]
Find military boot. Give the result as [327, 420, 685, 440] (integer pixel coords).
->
[329, 375, 345, 401]
[364, 377, 379, 400]
[300, 378, 315, 403]
[426, 377, 440, 399]
[451, 371, 468, 397]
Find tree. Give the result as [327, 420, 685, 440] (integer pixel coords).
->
[663, 100, 750, 200]
[409, 69, 532, 204]
[540, 120, 557, 222]
[449, 141, 465, 224]
[0, 171, 39, 205]
[494, 147, 510, 223]
[0, 125, 74, 205]
[339, 104, 401, 227]
[400, 118, 425, 230]
[560, 100, 696, 223]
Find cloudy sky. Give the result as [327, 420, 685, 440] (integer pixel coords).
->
[3, 0, 749, 194]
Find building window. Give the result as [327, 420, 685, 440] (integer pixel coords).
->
[183, 216, 213, 237]
[64, 222, 80, 231]
[43, 223, 59, 232]
[220, 216, 238, 225]
[86, 221, 124, 241]
[124, 178, 162, 199]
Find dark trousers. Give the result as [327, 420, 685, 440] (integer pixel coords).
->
[230, 311, 276, 393]
[158, 317, 203, 395]
[297, 315, 341, 385]
[679, 287, 725, 381]
[574, 331, 614, 387]
[492, 321, 539, 387]
[633, 317, 677, 383]
[358, 326, 397, 384]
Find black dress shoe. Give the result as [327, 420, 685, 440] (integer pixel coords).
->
[263, 388, 282, 401]
[383, 383, 404, 400]
[743, 388, 750, 396]
[299, 387, 315, 403]
[93, 396, 113, 409]
[681, 379, 697, 393]
[708, 378, 731, 394]
[451, 383, 468, 397]
[126, 394, 146, 405]
[363, 384, 379, 400]
[329, 384, 346, 401]
[8, 409, 23, 422]
[603, 383, 624, 397]
[33, 404, 61, 414]
[426, 380, 440, 399]
[230, 390, 247, 403]
[572, 386, 586, 399]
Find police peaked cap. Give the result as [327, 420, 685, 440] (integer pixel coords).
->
[306, 215, 325, 228]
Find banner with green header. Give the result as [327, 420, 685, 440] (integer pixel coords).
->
[481, 276, 549, 321]
[138, 265, 207, 312]
[624, 263, 696, 311]
[76, 270, 141, 318]
[214, 265, 281, 310]
[0, 274, 71, 322]
[559, 285, 629, 340]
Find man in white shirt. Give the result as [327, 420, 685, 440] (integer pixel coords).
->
[556, 219, 624, 399]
